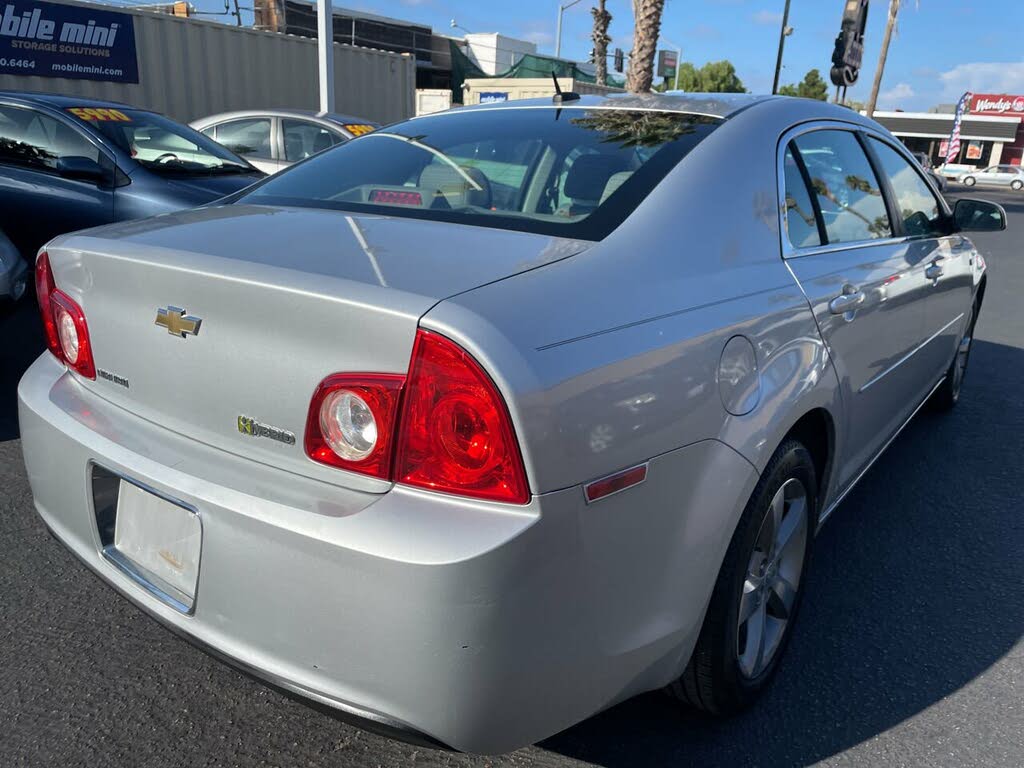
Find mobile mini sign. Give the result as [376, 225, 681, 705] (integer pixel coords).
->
[0, 0, 138, 83]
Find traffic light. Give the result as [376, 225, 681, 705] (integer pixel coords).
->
[831, 0, 869, 87]
[614, 47, 624, 73]
[588, 48, 596, 64]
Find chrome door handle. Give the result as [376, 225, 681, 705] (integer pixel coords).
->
[829, 290, 865, 315]
[925, 260, 945, 280]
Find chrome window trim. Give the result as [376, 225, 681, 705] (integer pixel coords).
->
[776, 120, 919, 260]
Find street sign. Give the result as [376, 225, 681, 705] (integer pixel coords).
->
[831, 0, 869, 87]
[657, 50, 678, 79]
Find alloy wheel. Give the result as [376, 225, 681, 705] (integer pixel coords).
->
[736, 478, 808, 679]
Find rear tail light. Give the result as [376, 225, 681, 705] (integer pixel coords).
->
[305, 330, 529, 504]
[395, 330, 528, 504]
[35, 252, 96, 380]
[305, 374, 403, 479]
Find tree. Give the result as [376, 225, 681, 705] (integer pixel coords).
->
[778, 69, 829, 100]
[797, 68, 829, 100]
[676, 62, 701, 91]
[657, 60, 746, 93]
[590, 1, 612, 86]
[698, 60, 746, 93]
[626, 0, 666, 93]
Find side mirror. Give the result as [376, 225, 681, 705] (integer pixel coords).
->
[56, 155, 106, 183]
[954, 198, 1007, 233]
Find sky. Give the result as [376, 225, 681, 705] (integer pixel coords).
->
[189, 0, 1024, 111]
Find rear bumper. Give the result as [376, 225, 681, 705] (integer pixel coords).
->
[18, 354, 758, 753]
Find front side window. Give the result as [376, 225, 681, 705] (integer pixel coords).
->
[68, 108, 254, 175]
[869, 138, 946, 238]
[782, 146, 822, 248]
[283, 119, 341, 163]
[238, 108, 722, 240]
[794, 130, 892, 244]
[0, 105, 99, 173]
[211, 118, 273, 161]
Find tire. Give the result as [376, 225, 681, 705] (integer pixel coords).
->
[668, 439, 817, 715]
[963, 176, 976, 187]
[930, 300, 977, 411]
[1012, 180, 1023, 191]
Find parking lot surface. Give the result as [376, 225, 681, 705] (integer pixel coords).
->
[1, 186, 1021, 768]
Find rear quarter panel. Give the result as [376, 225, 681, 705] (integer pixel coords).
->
[425, 98, 847, 498]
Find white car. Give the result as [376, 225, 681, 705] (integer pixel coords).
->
[960, 164, 1024, 191]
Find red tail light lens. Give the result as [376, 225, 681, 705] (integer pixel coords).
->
[35, 252, 96, 380]
[35, 252, 60, 359]
[305, 374, 404, 479]
[395, 330, 529, 504]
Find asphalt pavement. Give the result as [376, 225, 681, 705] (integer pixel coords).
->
[1, 186, 1021, 768]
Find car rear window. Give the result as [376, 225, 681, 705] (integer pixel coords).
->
[236, 107, 721, 240]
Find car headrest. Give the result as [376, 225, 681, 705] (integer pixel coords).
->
[564, 154, 629, 202]
[418, 163, 492, 209]
[285, 134, 306, 161]
[600, 171, 633, 204]
[313, 131, 333, 154]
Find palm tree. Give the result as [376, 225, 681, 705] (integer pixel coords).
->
[626, 0, 666, 93]
[591, 0, 613, 86]
[866, 0, 917, 117]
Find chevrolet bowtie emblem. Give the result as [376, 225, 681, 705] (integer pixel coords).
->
[155, 306, 202, 338]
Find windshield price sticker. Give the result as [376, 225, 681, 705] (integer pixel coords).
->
[68, 107, 131, 122]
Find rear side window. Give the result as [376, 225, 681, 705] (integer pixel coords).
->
[237, 108, 722, 241]
[215, 118, 273, 160]
[782, 146, 822, 248]
[0, 105, 99, 173]
[283, 119, 342, 163]
[794, 130, 891, 244]
[868, 138, 946, 238]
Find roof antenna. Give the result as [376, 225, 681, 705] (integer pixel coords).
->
[551, 71, 580, 104]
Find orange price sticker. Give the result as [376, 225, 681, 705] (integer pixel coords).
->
[67, 107, 132, 123]
[344, 124, 376, 137]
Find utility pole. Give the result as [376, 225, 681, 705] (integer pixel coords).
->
[771, 0, 793, 94]
[866, 0, 899, 118]
[555, 0, 582, 58]
[317, 0, 335, 113]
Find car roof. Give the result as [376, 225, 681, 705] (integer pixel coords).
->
[0, 90, 137, 111]
[446, 92, 772, 119]
[194, 108, 377, 125]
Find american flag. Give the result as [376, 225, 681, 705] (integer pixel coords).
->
[945, 91, 973, 164]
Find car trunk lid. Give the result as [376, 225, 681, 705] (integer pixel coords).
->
[45, 204, 588, 492]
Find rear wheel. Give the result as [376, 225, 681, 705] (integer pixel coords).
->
[930, 301, 976, 411]
[1012, 179, 1023, 191]
[668, 440, 816, 714]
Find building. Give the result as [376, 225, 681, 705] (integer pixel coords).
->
[873, 93, 1024, 169]
[253, 1, 541, 94]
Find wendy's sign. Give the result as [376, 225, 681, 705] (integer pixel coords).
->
[969, 94, 1024, 118]
[0, 0, 138, 83]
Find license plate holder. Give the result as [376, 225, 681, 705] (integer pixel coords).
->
[93, 467, 201, 613]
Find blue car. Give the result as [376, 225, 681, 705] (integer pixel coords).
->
[0, 91, 265, 264]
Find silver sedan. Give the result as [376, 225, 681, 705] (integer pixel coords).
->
[960, 164, 1024, 191]
[190, 108, 379, 174]
[19, 93, 1003, 754]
